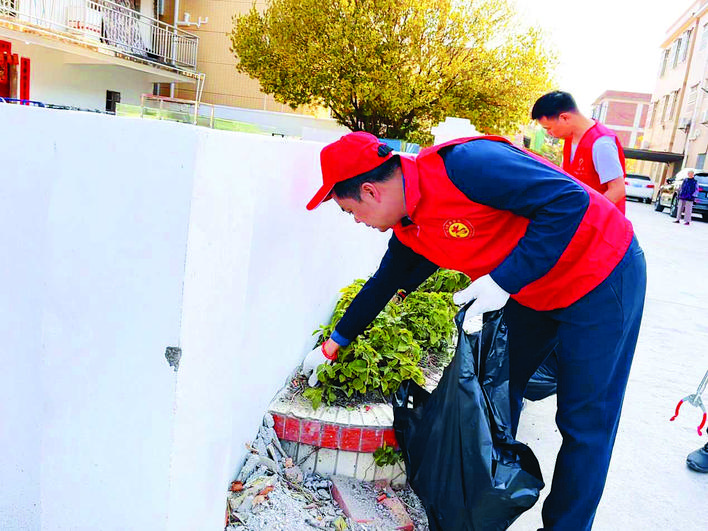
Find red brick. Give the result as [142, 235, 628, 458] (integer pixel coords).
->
[284, 417, 300, 442]
[272, 414, 285, 439]
[359, 428, 383, 453]
[616, 130, 632, 148]
[340, 427, 362, 451]
[333, 477, 414, 528]
[606, 101, 637, 127]
[382, 429, 399, 450]
[320, 423, 340, 449]
[380, 487, 414, 530]
[331, 476, 375, 523]
[299, 420, 322, 446]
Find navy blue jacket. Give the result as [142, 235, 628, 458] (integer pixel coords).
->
[331, 140, 589, 346]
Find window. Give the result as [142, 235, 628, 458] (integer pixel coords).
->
[667, 90, 680, 121]
[106, 90, 121, 113]
[701, 23, 708, 51]
[648, 101, 657, 127]
[687, 84, 698, 113]
[660, 48, 670, 76]
[679, 29, 693, 63]
[592, 102, 607, 122]
[672, 38, 681, 68]
[696, 153, 706, 170]
[599, 102, 608, 122]
[661, 94, 671, 122]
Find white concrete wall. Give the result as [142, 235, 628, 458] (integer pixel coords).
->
[0, 104, 387, 530]
[168, 131, 388, 530]
[0, 103, 50, 531]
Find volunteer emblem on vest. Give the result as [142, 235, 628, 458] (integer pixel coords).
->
[443, 219, 473, 239]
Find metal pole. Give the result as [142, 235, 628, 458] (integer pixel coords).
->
[172, 0, 180, 66]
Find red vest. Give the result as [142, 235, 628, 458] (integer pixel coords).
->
[562, 121, 626, 213]
[393, 136, 634, 311]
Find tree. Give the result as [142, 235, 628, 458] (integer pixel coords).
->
[230, 0, 556, 142]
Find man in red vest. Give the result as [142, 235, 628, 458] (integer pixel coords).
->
[532, 91, 627, 213]
[303, 132, 645, 530]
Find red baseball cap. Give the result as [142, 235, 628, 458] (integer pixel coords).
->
[306, 132, 394, 210]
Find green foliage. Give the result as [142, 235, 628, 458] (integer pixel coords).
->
[373, 443, 403, 467]
[304, 270, 469, 408]
[230, 0, 557, 141]
[418, 269, 470, 294]
[398, 292, 456, 353]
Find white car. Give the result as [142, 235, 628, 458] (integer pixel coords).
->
[624, 173, 654, 204]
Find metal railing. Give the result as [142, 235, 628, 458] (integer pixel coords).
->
[0, 0, 198, 69]
[140, 93, 214, 127]
[0, 96, 46, 106]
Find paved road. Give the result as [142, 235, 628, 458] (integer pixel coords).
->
[512, 200, 708, 531]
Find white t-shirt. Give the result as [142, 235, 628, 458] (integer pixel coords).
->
[570, 136, 623, 184]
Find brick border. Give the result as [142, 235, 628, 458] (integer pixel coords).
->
[272, 413, 399, 452]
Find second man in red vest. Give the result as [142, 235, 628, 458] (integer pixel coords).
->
[532, 90, 627, 213]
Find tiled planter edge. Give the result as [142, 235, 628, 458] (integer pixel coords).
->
[268, 388, 406, 486]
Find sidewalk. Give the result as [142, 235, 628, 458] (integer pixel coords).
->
[511, 201, 708, 530]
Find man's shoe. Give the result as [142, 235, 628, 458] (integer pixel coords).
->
[673, 220, 681, 223]
[687, 442, 708, 473]
[685, 222, 690, 225]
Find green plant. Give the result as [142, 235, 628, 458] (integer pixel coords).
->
[303, 269, 469, 408]
[398, 291, 456, 353]
[417, 269, 470, 294]
[373, 443, 403, 467]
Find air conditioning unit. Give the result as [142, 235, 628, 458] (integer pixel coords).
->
[678, 117, 691, 131]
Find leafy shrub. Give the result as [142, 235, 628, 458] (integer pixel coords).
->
[303, 269, 469, 409]
[417, 268, 470, 294]
[373, 443, 403, 467]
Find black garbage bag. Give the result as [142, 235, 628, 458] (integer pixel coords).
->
[393, 309, 544, 531]
[525, 348, 558, 402]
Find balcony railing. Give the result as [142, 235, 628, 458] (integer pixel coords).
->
[0, 0, 198, 70]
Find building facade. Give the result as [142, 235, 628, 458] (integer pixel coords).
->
[591, 90, 651, 148]
[0, 0, 202, 111]
[643, 0, 708, 183]
[172, 0, 318, 116]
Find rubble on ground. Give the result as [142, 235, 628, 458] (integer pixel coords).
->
[226, 414, 429, 530]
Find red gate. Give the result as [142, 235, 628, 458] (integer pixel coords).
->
[0, 40, 31, 102]
[0, 40, 11, 99]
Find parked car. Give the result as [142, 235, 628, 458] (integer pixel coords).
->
[654, 168, 708, 219]
[624, 173, 654, 203]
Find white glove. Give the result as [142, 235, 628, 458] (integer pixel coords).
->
[453, 274, 510, 334]
[302, 344, 335, 387]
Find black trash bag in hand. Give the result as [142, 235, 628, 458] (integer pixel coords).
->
[393, 309, 544, 531]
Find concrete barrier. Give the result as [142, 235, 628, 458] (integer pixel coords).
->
[0, 104, 388, 530]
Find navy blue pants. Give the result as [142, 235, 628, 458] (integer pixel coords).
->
[504, 236, 646, 530]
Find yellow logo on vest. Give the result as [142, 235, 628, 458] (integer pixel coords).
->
[443, 219, 473, 239]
